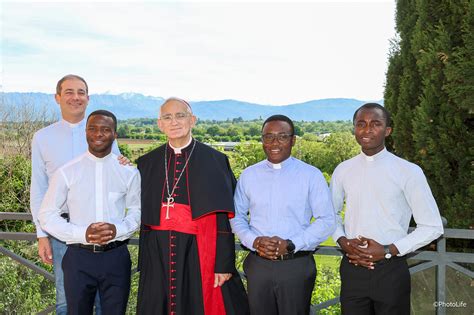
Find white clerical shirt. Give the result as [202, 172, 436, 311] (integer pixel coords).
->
[331, 148, 443, 256]
[38, 151, 140, 244]
[30, 118, 120, 237]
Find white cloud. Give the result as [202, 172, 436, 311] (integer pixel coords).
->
[1, 1, 396, 104]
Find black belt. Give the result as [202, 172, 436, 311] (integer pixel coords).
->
[252, 250, 313, 261]
[375, 255, 406, 266]
[68, 240, 129, 253]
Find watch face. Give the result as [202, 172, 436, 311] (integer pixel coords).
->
[385, 253, 392, 259]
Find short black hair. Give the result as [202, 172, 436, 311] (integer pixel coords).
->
[87, 110, 117, 131]
[353, 103, 391, 127]
[262, 114, 295, 135]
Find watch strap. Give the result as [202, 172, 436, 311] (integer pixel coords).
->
[383, 245, 392, 259]
[286, 239, 295, 254]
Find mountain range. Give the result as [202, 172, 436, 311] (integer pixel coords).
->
[1, 92, 383, 121]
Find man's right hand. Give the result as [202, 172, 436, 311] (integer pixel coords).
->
[38, 237, 53, 264]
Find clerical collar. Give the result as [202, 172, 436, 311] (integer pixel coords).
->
[169, 137, 193, 154]
[61, 117, 86, 128]
[362, 147, 387, 162]
[266, 156, 293, 169]
[86, 150, 113, 162]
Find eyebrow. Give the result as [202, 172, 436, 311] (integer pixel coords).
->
[64, 88, 86, 92]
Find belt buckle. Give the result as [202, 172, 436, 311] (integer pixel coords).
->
[93, 244, 103, 253]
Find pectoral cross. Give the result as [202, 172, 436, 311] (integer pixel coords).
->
[162, 197, 174, 220]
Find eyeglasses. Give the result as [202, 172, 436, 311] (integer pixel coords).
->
[261, 133, 294, 144]
[160, 112, 191, 123]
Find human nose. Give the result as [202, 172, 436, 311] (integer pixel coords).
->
[362, 124, 374, 134]
[169, 116, 180, 124]
[94, 129, 104, 137]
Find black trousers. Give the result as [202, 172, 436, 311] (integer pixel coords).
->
[243, 252, 316, 315]
[340, 256, 410, 315]
[62, 244, 131, 315]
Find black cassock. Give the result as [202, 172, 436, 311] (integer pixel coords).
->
[136, 140, 249, 315]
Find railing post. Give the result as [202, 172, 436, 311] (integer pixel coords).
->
[435, 236, 446, 315]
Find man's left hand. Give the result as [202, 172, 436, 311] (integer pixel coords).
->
[117, 155, 132, 165]
[214, 273, 232, 287]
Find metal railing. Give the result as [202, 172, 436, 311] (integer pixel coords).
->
[1, 212, 473, 315]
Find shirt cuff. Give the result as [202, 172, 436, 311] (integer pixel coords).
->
[72, 226, 88, 244]
[332, 231, 346, 247]
[243, 233, 259, 251]
[115, 223, 127, 240]
[392, 239, 411, 256]
[291, 236, 305, 252]
[35, 225, 49, 238]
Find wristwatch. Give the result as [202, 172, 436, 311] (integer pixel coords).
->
[383, 245, 392, 259]
[286, 239, 295, 254]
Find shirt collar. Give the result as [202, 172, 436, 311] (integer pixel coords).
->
[61, 117, 86, 128]
[169, 137, 193, 154]
[361, 147, 388, 162]
[86, 150, 113, 162]
[265, 156, 293, 169]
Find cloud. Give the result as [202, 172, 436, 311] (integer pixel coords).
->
[2, 1, 396, 104]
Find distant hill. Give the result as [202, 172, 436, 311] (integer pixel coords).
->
[1, 92, 382, 121]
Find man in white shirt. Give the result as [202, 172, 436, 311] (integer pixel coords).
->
[39, 110, 140, 314]
[331, 103, 443, 314]
[30, 74, 125, 314]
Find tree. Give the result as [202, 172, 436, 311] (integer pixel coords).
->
[384, 0, 473, 228]
[117, 124, 130, 138]
[206, 126, 221, 136]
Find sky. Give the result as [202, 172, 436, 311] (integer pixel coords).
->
[1, 0, 397, 105]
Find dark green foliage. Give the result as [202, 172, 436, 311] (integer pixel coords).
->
[0, 156, 56, 313]
[384, 0, 473, 228]
[0, 155, 33, 233]
[0, 241, 56, 314]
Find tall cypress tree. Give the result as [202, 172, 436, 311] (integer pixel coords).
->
[385, 0, 473, 228]
[385, 0, 421, 161]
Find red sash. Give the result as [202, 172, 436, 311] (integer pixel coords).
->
[146, 203, 226, 315]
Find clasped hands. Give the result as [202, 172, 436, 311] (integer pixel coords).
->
[86, 222, 117, 245]
[253, 236, 288, 260]
[338, 236, 388, 270]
